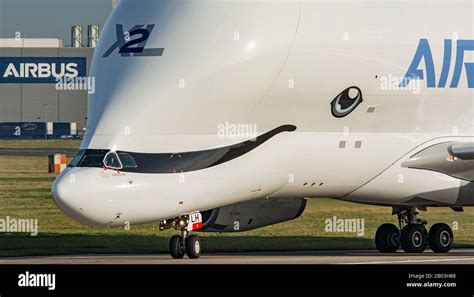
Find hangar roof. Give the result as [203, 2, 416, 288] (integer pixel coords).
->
[0, 38, 64, 48]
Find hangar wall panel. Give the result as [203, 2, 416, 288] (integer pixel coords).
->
[59, 90, 88, 129]
[0, 85, 21, 121]
[21, 84, 59, 122]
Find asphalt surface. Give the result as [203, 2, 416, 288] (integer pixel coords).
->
[0, 147, 78, 157]
[0, 148, 77, 156]
[1, 249, 474, 264]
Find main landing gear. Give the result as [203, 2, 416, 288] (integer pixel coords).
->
[375, 206, 453, 253]
[160, 213, 203, 259]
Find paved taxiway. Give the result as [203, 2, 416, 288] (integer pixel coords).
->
[0, 148, 77, 156]
[1, 249, 474, 264]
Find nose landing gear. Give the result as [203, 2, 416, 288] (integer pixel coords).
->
[375, 206, 453, 254]
[160, 213, 203, 259]
[169, 234, 185, 259]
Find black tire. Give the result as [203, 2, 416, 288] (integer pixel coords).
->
[170, 235, 185, 259]
[375, 223, 400, 253]
[185, 235, 201, 259]
[400, 224, 427, 253]
[429, 223, 453, 253]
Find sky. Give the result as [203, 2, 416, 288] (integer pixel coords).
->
[0, 0, 113, 46]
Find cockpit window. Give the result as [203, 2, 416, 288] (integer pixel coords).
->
[69, 150, 137, 170]
[81, 153, 106, 167]
[69, 150, 107, 168]
[68, 150, 85, 167]
[103, 151, 123, 170]
[118, 152, 137, 168]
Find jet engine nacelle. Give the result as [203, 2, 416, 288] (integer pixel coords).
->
[200, 198, 306, 232]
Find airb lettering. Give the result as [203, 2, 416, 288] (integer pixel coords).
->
[401, 39, 474, 89]
[0, 57, 86, 83]
[3, 62, 79, 79]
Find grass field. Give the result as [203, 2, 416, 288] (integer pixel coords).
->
[0, 140, 473, 257]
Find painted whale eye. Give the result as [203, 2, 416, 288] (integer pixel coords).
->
[330, 86, 363, 118]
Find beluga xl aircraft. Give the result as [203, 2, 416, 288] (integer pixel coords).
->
[52, 0, 474, 258]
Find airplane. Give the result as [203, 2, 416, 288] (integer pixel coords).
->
[52, 0, 474, 259]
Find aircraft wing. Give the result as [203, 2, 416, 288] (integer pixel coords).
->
[402, 142, 474, 181]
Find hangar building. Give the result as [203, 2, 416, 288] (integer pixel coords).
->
[0, 29, 96, 138]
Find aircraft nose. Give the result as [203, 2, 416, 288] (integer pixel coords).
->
[52, 168, 92, 225]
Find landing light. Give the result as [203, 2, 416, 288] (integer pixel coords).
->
[446, 156, 458, 162]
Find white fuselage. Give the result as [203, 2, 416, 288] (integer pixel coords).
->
[52, 0, 474, 227]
